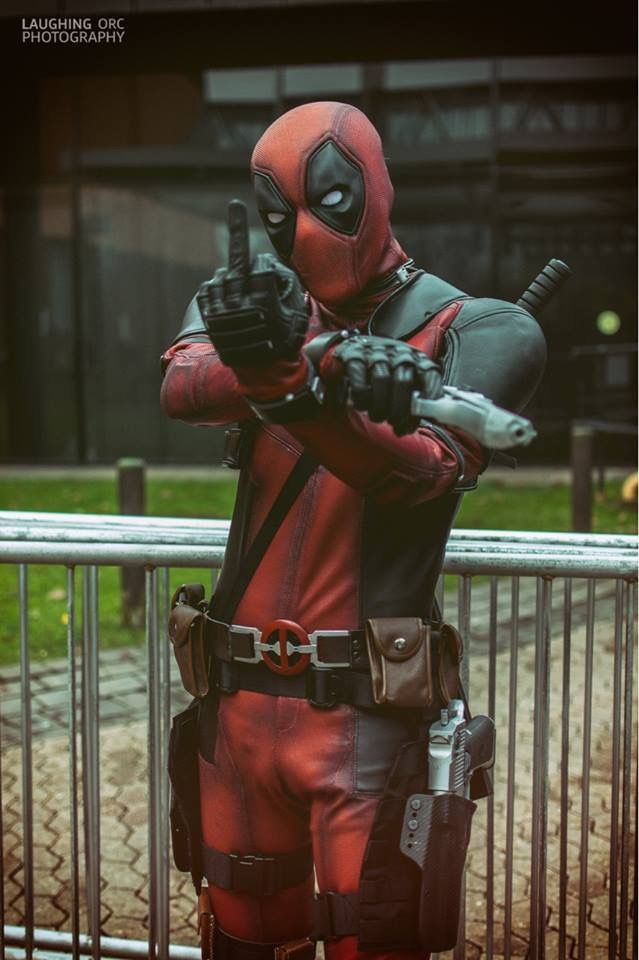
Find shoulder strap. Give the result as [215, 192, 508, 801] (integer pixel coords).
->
[369, 271, 469, 341]
[211, 450, 316, 623]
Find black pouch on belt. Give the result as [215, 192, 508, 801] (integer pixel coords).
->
[399, 791, 476, 952]
[168, 698, 203, 888]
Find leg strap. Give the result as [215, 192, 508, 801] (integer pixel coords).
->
[202, 842, 313, 897]
[313, 891, 359, 941]
[214, 928, 315, 960]
[205, 891, 358, 960]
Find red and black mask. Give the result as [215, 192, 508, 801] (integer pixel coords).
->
[251, 101, 406, 308]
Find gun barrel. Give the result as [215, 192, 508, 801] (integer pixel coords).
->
[411, 386, 536, 449]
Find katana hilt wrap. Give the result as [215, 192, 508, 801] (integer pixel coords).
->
[516, 258, 572, 319]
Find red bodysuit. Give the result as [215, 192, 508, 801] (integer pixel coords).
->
[162, 102, 546, 959]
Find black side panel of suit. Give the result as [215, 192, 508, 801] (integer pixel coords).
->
[361, 274, 547, 621]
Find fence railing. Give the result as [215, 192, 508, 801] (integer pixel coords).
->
[0, 511, 636, 960]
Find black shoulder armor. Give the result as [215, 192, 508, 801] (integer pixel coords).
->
[442, 298, 547, 413]
[369, 271, 469, 340]
[367, 270, 546, 414]
[170, 295, 210, 347]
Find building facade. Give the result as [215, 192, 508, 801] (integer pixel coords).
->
[0, 2, 636, 463]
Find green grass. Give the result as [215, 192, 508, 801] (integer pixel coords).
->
[0, 475, 635, 666]
[0, 476, 238, 667]
[0, 476, 237, 519]
[455, 479, 637, 535]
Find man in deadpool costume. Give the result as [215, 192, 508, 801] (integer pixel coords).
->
[161, 101, 546, 960]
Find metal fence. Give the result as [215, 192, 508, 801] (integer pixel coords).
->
[0, 511, 636, 960]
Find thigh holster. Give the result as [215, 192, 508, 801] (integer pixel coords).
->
[356, 738, 427, 951]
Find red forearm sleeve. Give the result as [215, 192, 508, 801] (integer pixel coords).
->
[286, 409, 483, 505]
[162, 328, 483, 504]
[160, 340, 251, 426]
[232, 348, 483, 505]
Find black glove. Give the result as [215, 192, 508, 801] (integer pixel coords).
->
[333, 334, 443, 435]
[197, 200, 308, 367]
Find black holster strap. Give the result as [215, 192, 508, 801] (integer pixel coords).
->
[313, 891, 359, 941]
[203, 842, 313, 897]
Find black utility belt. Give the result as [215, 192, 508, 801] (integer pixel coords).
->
[214, 658, 377, 710]
[169, 586, 463, 712]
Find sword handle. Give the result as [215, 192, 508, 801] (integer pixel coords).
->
[516, 258, 572, 318]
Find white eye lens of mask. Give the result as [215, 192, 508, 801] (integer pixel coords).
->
[320, 189, 343, 207]
[266, 212, 286, 225]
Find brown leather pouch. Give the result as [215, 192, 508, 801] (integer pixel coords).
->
[168, 583, 210, 698]
[365, 617, 433, 708]
[365, 617, 464, 709]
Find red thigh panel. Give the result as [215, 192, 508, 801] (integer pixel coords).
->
[199, 691, 427, 959]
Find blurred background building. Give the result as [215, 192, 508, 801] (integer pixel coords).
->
[0, 0, 636, 465]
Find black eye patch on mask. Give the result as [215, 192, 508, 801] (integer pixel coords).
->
[253, 172, 296, 261]
[306, 140, 364, 236]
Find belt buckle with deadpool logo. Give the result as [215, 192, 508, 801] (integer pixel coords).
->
[259, 619, 312, 676]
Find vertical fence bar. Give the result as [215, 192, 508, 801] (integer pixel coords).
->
[608, 579, 625, 960]
[435, 574, 445, 620]
[66, 567, 81, 960]
[454, 574, 472, 960]
[159, 567, 172, 956]
[577, 580, 596, 959]
[458, 575, 471, 696]
[559, 578, 573, 960]
[18, 565, 34, 960]
[146, 567, 164, 959]
[0, 665, 4, 960]
[0, 563, 9, 960]
[529, 576, 552, 960]
[503, 577, 519, 960]
[81, 566, 101, 960]
[633, 766, 637, 960]
[619, 579, 636, 959]
[486, 577, 497, 960]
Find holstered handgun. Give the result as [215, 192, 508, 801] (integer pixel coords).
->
[399, 700, 495, 951]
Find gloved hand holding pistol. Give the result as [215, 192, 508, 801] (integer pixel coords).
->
[317, 334, 444, 436]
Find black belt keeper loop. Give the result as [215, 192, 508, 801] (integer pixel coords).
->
[215, 660, 239, 695]
[306, 669, 344, 709]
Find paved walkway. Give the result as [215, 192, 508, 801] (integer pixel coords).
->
[0, 578, 636, 958]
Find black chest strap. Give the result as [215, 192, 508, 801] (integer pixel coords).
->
[210, 448, 317, 625]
